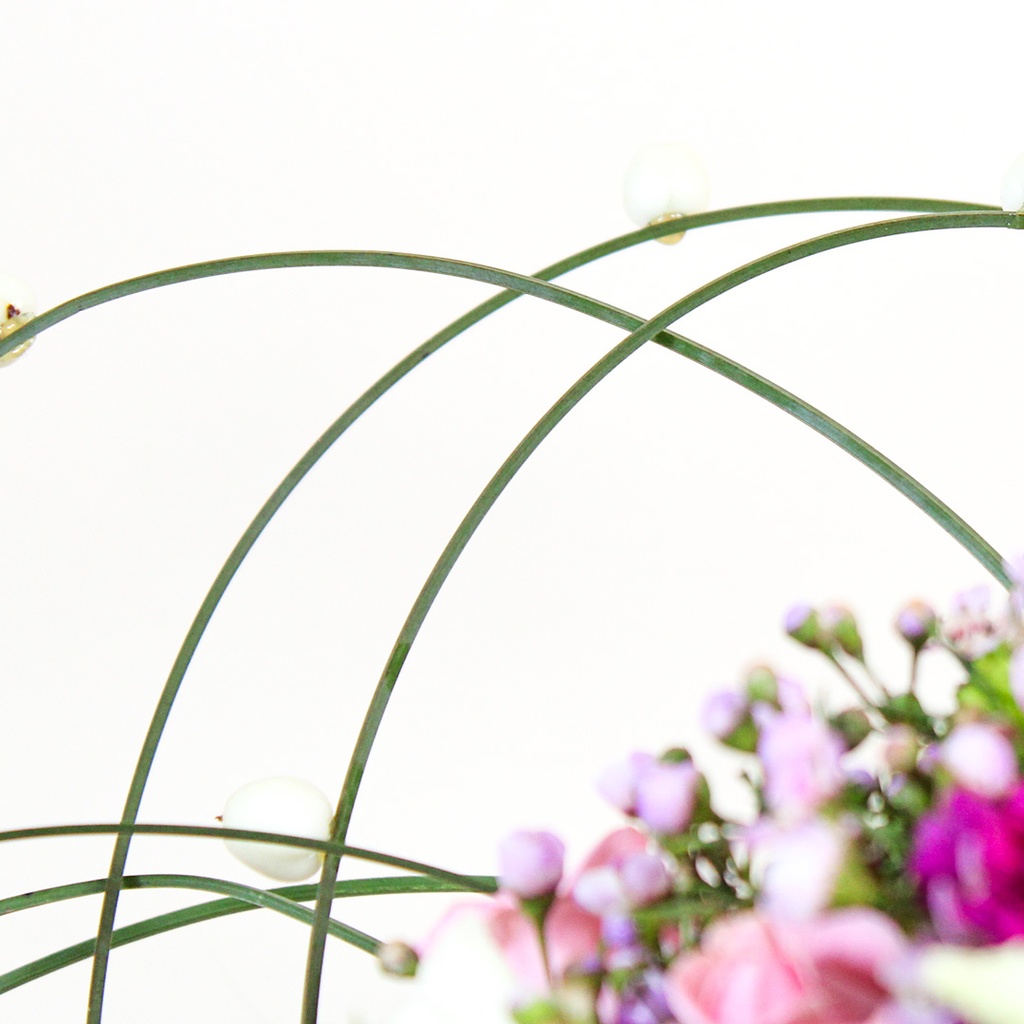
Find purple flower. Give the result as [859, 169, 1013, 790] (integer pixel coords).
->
[754, 705, 846, 821]
[619, 852, 672, 907]
[597, 752, 658, 814]
[910, 783, 1024, 942]
[498, 830, 565, 899]
[701, 690, 746, 739]
[633, 761, 699, 835]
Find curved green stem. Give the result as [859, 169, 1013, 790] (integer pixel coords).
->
[13, 198, 989, 1023]
[0, 872, 490, 993]
[0, 872, 378, 995]
[300, 208, 1018, 1022]
[0, 196, 995, 362]
[0, 821, 495, 893]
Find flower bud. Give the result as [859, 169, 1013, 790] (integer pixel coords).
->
[498, 830, 565, 899]
[378, 940, 419, 977]
[596, 752, 657, 815]
[895, 600, 937, 651]
[701, 691, 746, 740]
[634, 761, 699, 835]
[820, 605, 864, 660]
[745, 665, 779, 705]
[784, 603, 822, 647]
[573, 865, 626, 916]
[619, 852, 672, 908]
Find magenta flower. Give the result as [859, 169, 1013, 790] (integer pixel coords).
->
[910, 783, 1024, 942]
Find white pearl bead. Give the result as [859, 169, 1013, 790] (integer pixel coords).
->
[1001, 151, 1024, 212]
[623, 142, 710, 229]
[222, 777, 334, 881]
[0, 273, 36, 367]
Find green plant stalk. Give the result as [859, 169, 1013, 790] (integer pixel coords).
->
[2, 199, 991, 1021]
[300, 209, 1019, 1022]
[0, 873, 490, 992]
[0, 822, 496, 893]
[0, 873, 377, 995]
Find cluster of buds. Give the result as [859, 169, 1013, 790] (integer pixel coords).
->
[384, 566, 1024, 1024]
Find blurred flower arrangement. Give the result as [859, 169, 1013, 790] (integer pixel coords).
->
[4, 143, 1024, 1024]
[386, 572, 1024, 1024]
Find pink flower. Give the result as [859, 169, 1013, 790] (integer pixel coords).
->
[663, 909, 906, 1024]
[910, 784, 1024, 942]
[941, 586, 1004, 659]
[423, 828, 649, 998]
[940, 724, 1018, 799]
[498, 830, 565, 898]
[754, 706, 846, 821]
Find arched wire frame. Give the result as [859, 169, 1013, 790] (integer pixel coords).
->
[0, 198, 1018, 1023]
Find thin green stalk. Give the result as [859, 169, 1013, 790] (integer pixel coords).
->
[301, 209, 1018, 1022]
[0, 197, 995, 363]
[0, 822, 495, 893]
[2, 198, 986, 1022]
[0, 873, 490, 993]
[0, 872, 493, 920]
[0, 873, 378, 995]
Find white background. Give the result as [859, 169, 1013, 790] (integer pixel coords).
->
[1, 2, 1022, 1021]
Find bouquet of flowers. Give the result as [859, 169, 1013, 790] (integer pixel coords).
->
[383, 573, 1024, 1024]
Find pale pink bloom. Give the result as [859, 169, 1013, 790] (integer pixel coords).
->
[619, 852, 673, 907]
[941, 723, 1018, 799]
[663, 909, 906, 1024]
[597, 752, 657, 813]
[702, 690, 746, 739]
[498, 830, 565, 899]
[746, 818, 848, 921]
[754, 706, 846, 821]
[573, 865, 627, 916]
[941, 586, 1004, 660]
[418, 827, 649, 1003]
[634, 761, 699, 835]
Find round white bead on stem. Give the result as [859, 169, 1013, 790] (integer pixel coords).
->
[221, 777, 334, 881]
[623, 142, 710, 244]
[1001, 151, 1024, 213]
[0, 273, 36, 367]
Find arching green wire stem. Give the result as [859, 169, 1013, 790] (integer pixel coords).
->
[0, 196, 996, 363]
[0, 873, 375, 994]
[300, 208, 1020, 1022]
[15, 199, 996, 1023]
[0, 872, 492, 993]
[0, 821, 496, 893]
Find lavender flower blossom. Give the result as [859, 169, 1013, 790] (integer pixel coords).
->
[941, 723, 1018, 799]
[754, 705, 846, 821]
[597, 752, 658, 814]
[633, 761, 699, 835]
[619, 852, 672, 907]
[498, 830, 565, 899]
